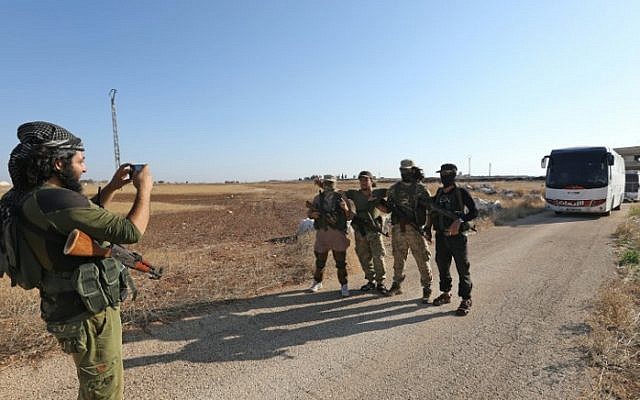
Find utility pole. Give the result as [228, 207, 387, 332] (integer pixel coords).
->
[467, 155, 472, 177]
[489, 162, 492, 177]
[109, 89, 121, 169]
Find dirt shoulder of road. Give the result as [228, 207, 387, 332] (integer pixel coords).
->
[583, 205, 640, 399]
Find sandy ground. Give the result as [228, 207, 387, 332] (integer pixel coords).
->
[0, 206, 623, 400]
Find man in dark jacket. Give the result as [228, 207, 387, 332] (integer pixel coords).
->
[427, 163, 478, 316]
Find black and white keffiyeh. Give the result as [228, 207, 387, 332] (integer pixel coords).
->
[2, 121, 85, 223]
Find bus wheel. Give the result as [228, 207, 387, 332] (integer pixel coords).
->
[554, 211, 563, 215]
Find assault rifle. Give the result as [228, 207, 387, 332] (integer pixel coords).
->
[351, 213, 388, 237]
[305, 200, 340, 229]
[63, 229, 164, 279]
[381, 198, 430, 238]
[383, 197, 477, 237]
[305, 191, 347, 230]
[427, 203, 477, 234]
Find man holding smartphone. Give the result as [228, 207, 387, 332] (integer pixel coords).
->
[0, 121, 153, 399]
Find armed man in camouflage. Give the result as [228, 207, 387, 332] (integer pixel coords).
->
[428, 163, 478, 316]
[344, 171, 389, 295]
[382, 159, 433, 303]
[0, 121, 152, 399]
[306, 175, 355, 297]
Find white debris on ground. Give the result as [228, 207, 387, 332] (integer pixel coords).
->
[474, 198, 502, 215]
[297, 218, 315, 236]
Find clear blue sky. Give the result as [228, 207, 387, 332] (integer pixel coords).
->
[1, 0, 638, 182]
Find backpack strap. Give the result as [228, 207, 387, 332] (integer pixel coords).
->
[18, 212, 66, 245]
[13, 196, 70, 290]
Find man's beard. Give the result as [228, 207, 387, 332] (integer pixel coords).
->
[58, 165, 83, 193]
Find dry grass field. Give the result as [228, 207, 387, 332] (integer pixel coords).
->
[0, 179, 545, 368]
[585, 205, 640, 399]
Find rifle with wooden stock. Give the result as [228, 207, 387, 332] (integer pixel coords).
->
[63, 229, 164, 279]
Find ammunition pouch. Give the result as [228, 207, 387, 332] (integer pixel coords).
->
[98, 258, 122, 305]
[73, 262, 109, 314]
[46, 319, 87, 354]
[73, 258, 123, 314]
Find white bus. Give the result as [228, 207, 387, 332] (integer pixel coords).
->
[541, 147, 625, 215]
[625, 171, 640, 202]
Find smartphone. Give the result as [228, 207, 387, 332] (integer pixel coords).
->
[130, 164, 146, 173]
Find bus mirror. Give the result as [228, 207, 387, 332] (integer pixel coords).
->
[541, 156, 549, 169]
[607, 153, 615, 166]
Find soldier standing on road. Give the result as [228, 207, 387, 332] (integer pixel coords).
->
[0, 121, 153, 399]
[428, 163, 478, 316]
[306, 175, 355, 297]
[344, 171, 389, 295]
[382, 159, 433, 303]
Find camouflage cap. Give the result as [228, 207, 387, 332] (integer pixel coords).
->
[436, 163, 458, 174]
[399, 159, 416, 169]
[323, 174, 337, 182]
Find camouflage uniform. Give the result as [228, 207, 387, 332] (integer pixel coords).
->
[387, 160, 433, 297]
[344, 188, 386, 285]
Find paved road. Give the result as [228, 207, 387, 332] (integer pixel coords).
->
[2, 208, 625, 399]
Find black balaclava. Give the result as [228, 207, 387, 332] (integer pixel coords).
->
[400, 169, 415, 183]
[440, 173, 456, 187]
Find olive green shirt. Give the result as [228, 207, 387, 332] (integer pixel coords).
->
[344, 189, 383, 221]
[20, 185, 141, 323]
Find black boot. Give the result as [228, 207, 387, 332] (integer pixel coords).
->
[360, 281, 376, 291]
[376, 282, 391, 296]
[388, 281, 402, 295]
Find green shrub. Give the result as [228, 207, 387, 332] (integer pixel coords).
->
[619, 249, 639, 266]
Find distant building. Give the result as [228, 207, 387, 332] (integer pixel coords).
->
[614, 146, 640, 171]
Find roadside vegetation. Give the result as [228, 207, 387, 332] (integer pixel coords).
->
[0, 180, 544, 368]
[585, 205, 640, 399]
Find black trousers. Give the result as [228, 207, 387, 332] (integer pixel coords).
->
[314, 251, 347, 284]
[435, 232, 472, 299]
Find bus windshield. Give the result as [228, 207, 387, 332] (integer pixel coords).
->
[546, 151, 608, 189]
